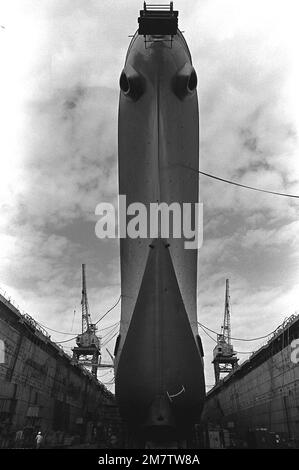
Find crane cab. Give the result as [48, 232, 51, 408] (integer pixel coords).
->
[76, 324, 100, 349]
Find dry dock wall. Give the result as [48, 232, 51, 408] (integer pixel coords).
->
[202, 317, 299, 444]
[0, 294, 118, 447]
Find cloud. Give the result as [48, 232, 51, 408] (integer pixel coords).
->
[0, 0, 298, 390]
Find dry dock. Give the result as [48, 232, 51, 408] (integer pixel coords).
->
[201, 314, 299, 448]
[0, 292, 123, 448]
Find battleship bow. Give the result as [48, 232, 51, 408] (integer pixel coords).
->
[115, 3, 205, 443]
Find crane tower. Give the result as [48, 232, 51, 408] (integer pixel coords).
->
[212, 279, 238, 384]
[72, 264, 101, 377]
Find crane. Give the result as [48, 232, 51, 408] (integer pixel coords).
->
[212, 279, 238, 384]
[72, 264, 101, 377]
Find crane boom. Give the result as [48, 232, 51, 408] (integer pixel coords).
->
[81, 263, 92, 333]
[222, 278, 231, 345]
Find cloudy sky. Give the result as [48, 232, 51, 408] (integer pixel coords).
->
[0, 0, 299, 391]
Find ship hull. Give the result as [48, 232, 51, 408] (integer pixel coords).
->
[115, 30, 205, 435]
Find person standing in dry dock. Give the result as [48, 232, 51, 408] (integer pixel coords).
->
[35, 431, 43, 449]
